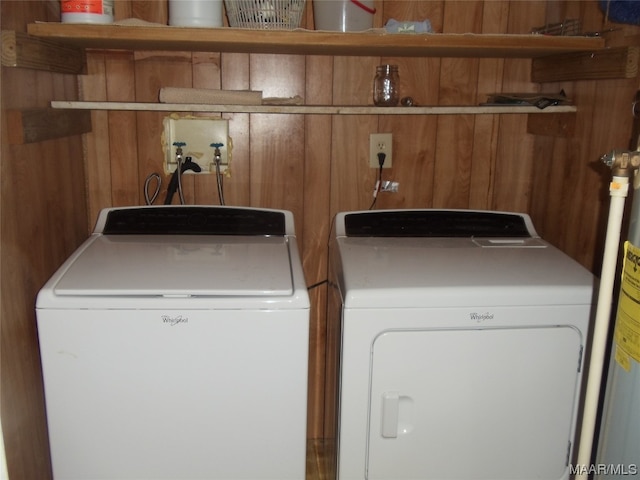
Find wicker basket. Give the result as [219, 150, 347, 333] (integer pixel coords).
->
[225, 0, 305, 29]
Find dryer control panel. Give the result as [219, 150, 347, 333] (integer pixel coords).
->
[344, 210, 534, 238]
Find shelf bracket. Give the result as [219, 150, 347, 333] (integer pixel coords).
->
[1, 30, 85, 74]
[532, 46, 639, 83]
[6, 108, 92, 145]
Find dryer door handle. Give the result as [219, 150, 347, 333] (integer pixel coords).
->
[381, 391, 399, 438]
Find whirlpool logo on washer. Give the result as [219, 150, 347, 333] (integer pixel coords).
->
[162, 315, 189, 326]
[470, 312, 494, 322]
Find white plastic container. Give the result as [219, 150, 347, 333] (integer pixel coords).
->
[313, 0, 375, 31]
[61, 0, 114, 24]
[169, 0, 223, 27]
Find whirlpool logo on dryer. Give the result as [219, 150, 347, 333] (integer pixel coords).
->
[162, 315, 189, 326]
[470, 312, 494, 322]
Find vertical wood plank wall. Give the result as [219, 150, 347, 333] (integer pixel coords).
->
[1, 2, 87, 479]
[2, 1, 640, 478]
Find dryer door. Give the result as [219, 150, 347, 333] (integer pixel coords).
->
[367, 326, 582, 480]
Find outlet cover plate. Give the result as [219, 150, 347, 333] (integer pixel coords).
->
[370, 133, 393, 168]
[163, 116, 229, 174]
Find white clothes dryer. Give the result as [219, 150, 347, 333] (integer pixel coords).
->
[36, 206, 310, 480]
[325, 209, 595, 480]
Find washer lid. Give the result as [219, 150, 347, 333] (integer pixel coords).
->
[52, 234, 295, 297]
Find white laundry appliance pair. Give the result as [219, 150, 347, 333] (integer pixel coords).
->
[325, 209, 595, 480]
[36, 206, 310, 480]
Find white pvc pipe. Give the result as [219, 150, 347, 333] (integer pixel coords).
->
[575, 175, 630, 478]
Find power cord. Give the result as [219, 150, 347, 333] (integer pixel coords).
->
[307, 279, 328, 291]
[368, 152, 386, 210]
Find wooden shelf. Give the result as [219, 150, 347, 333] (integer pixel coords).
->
[15, 24, 591, 143]
[27, 22, 606, 58]
[1, 30, 85, 74]
[50, 101, 577, 114]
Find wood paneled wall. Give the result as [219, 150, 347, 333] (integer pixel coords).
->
[2, 1, 640, 478]
[1, 1, 87, 479]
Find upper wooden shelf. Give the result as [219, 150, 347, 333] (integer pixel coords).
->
[50, 100, 577, 114]
[26, 22, 606, 58]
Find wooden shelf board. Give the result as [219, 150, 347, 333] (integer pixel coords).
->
[51, 101, 576, 114]
[1, 30, 85, 73]
[28, 23, 605, 58]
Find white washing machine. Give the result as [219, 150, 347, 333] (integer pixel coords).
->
[36, 206, 310, 480]
[325, 209, 595, 480]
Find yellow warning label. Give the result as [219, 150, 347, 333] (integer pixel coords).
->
[614, 241, 640, 368]
[615, 344, 632, 372]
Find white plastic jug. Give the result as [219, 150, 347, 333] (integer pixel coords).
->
[61, 0, 114, 24]
[169, 0, 223, 27]
[313, 0, 375, 31]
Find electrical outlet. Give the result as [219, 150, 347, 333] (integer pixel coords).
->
[370, 133, 393, 168]
[163, 116, 229, 174]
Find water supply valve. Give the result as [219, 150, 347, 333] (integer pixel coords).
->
[601, 149, 640, 177]
[211, 142, 224, 162]
[172, 141, 186, 166]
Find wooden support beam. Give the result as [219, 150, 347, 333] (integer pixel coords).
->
[6, 108, 92, 144]
[532, 46, 638, 83]
[527, 113, 576, 137]
[1, 30, 85, 74]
